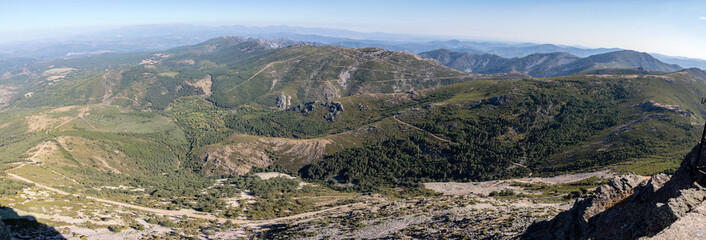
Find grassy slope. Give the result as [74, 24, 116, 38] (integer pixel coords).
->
[4, 67, 703, 187]
[175, 70, 704, 187]
[12, 41, 468, 112]
[0, 105, 210, 205]
[0, 37, 704, 217]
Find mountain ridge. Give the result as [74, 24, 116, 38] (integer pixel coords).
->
[2, 35, 706, 238]
[420, 49, 683, 77]
[3, 24, 704, 69]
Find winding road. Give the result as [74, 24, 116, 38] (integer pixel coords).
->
[225, 53, 313, 94]
[6, 164, 363, 225]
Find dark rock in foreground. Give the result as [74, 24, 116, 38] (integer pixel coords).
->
[522, 144, 706, 239]
[0, 220, 9, 240]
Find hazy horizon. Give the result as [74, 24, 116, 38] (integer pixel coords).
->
[2, 0, 706, 59]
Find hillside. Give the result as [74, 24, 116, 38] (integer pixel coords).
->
[420, 49, 683, 77]
[1, 37, 705, 189]
[1, 36, 706, 238]
[4, 37, 468, 111]
[189, 68, 706, 185]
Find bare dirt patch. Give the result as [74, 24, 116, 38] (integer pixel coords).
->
[424, 181, 525, 196]
[0, 85, 17, 108]
[513, 170, 614, 185]
[186, 75, 213, 95]
[41, 68, 76, 81]
[25, 114, 72, 132]
[201, 135, 331, 175]
[424, 170, 615, 195]
[254, 172, 295, 180]
[176, 59, 195, 65]
[49, 106, 78, 113]
[41, 68, 76, 76]
[26, 141, 60, 163]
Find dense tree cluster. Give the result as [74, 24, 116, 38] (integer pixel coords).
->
[301, 134, 524, 190]
[300, 78, 697, 188]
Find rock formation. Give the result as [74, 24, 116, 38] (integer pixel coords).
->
[522, 144, 706, 239]
[275, 92, 291, 110]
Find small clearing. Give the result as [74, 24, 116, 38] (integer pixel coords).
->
[0, 85, 16, 107]
[26, 141, 60, 163]
[254, 172, 295, 180]
[25, 114, 72, 132]
[186, 75, 213, 95]
[41, 68, 76, 76]
[41, 68, 76, 81]
[176, 59, 195, 65]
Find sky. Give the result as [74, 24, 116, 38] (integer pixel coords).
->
[1, 0, 706, 59]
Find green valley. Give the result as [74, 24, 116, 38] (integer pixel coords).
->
[1, 36, 705, 239]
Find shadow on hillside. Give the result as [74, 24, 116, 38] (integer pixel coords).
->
[0, 206, 65, 240]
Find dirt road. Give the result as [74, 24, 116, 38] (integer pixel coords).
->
[6, 165, 363, 225]
[393, 115, 456, 144]
[226, 53, 311, 93]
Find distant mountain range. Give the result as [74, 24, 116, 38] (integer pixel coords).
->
[650, 53, 706, 70]
[5, 36, 471, 110]
[419, 49, 683, 77]
[327, 40, 623, 58]
[1, 24, 704, 69]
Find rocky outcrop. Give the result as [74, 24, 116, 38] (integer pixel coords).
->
[522, 144, 706, 239]
[323, 101, 344, 122]
[649, 198, 706, 239]
[275, 92, 291, 110]
[291, 101, 345, 122]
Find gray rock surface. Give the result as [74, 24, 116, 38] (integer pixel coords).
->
[275, 92, 291, 110]
[648, 199, 706, 239]
[522, 144, 706, 239]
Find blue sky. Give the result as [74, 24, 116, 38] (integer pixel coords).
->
[2, 0, 706, 59]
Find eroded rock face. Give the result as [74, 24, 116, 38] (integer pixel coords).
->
[199, 135, 331, 176]
[522, 145, 706, 239]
